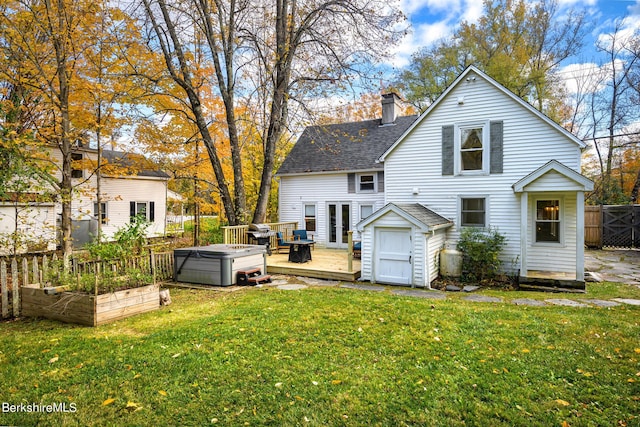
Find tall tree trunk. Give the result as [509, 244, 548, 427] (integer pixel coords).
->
[143, 0, 238, 224]
[47, 0, 74, 267]
[252, 0, 292, 224]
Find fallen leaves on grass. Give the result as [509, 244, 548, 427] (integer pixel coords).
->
[576, 369, 594, 377]
[555, 399, 570, 406]
[102, 398, 115, 406]
[48, 355, 59, 364]
[124, 401, 142, 412]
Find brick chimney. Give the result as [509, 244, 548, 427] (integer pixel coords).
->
[381, 92, 402, 125]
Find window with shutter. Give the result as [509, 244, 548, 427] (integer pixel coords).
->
[446, 120, 503, 175]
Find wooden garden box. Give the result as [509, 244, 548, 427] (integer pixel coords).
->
[21, 284, 160, 326]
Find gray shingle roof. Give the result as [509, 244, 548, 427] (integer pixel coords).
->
[102, 150, 170, 179]
[277, 115, 418, 175]
[394, 204, 453, 229]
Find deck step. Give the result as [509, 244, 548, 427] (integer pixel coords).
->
[248, 274, 272, 285]
[237, 268, 261, 276]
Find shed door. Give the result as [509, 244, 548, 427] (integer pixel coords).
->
[374, 227, 412, 285]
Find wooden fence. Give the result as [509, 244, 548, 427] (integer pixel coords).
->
[584, 204, 640, 249]
[585, 206, 603, 248]
[0, 251, 174, 319]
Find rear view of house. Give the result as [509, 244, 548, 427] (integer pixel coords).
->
[280, 66, 593, 289]
[277, 93, 417, 248]
[361, 66, 593, 288]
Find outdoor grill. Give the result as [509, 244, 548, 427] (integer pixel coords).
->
[247, 223, 276, 255]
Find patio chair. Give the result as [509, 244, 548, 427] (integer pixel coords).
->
[276, 231, 291, 254]
[293, 229, 315, 249]
[352, 241, 361, 259]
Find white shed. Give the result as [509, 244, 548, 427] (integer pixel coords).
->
[357, 203, 452, 287]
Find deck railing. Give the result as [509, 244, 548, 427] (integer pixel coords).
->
[222, 222, 298, 247]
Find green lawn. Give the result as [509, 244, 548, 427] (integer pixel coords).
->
[1, 283, 639, 426]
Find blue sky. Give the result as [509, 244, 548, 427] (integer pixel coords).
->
[391, 0, 640, 68]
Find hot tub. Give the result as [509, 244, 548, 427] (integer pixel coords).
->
[173, 244, 267, 286]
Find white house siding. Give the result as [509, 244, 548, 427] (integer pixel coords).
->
[278, 173, 385, 246]
[427, 230, 447, 285]
[383, 70, 583, 275]
[525, 192, 578, 275]
[50, 148, 168, 241]
[522, 170, 586, 192]
[73, 176, 168, 240]
[0, 204, 57, 254]
[359, 210, 430, 286]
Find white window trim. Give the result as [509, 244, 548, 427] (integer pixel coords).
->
[532, 196, 565, 247]
[302, 202, 317, 233]
[357, 173, 377, 193]
[458, 195, 489, 229]
[94, 201, 108, 224]
[454, 121, 490, 175]
[133, 201, 151, 221]
[358, 203, 375, 222]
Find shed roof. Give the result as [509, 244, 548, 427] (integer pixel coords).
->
[277, 115, 417, 175]
[357, 203, 453, 232]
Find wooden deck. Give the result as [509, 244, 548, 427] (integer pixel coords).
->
[267, 248, 361, 282]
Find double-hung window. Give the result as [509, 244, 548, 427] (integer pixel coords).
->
[130, 201, 155, 222]
[304, 204, 316, 232]
[93, 202, 107, 224]
[535, 200, 561, 243]
[457, 123, 489, 174]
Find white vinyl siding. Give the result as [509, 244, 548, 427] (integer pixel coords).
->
[383, 70, 582, 276]
[359, 209, 447, 288]
[279, 173, 385, 246]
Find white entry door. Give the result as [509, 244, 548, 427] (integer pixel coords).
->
[374, 228, 412, 285]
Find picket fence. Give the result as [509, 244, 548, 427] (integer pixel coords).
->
[0, 252, 174, 319]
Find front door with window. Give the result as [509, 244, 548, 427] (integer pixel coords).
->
[328, 202, 351, 248]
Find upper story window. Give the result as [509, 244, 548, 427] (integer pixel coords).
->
[457, 123, 488, 174]
[71, 153, 84, 178]
[460, 127, 483, 171]
[358, 174, 375, 192]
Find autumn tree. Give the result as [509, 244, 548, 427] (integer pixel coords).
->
[139, 0, 406, 225]
[396, 0, 588, 120]
[571, 20, 640, 204]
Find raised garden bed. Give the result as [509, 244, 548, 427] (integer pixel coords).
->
[21, 283, 160, 326]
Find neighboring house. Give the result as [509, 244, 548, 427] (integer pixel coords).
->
[280, 66, 594, 288]
[74, 148, 170, 243]
[277, 93, 417, 248]
[0, 146, 170, 254]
